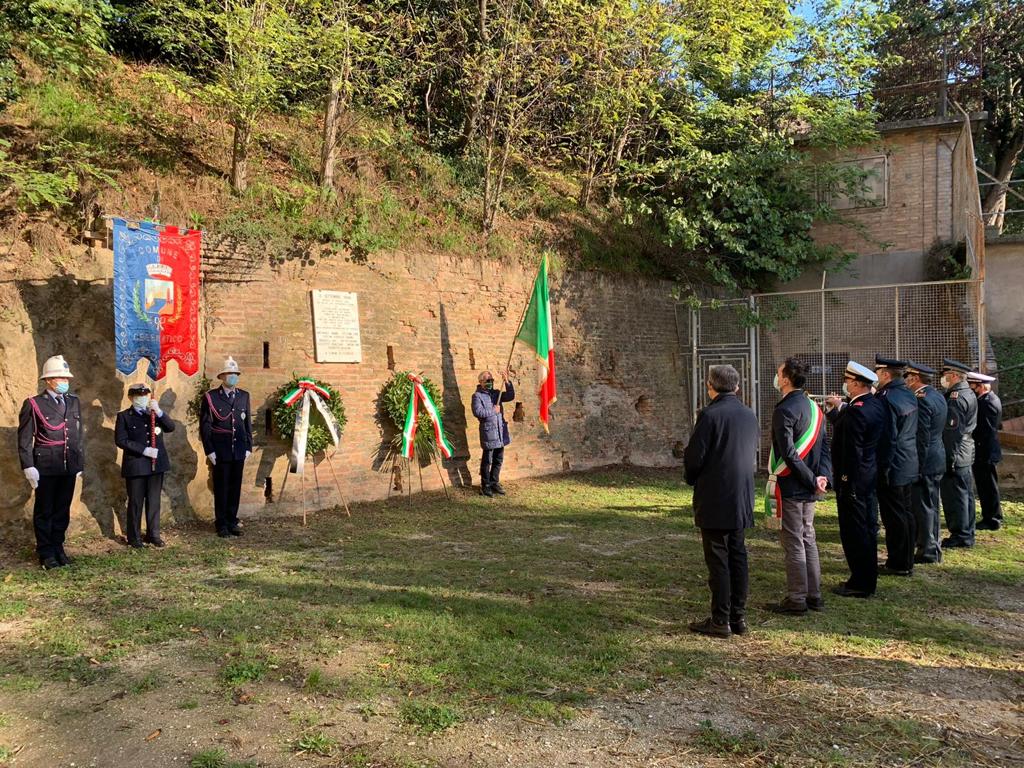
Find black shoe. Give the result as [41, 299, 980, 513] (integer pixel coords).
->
[146, 537, 166, 548]
[941, 537, 973, 549]
[217, 530, 230, 538]
[480, 485, 494, 497]
[128, 541, 145, 550]
[878, 565, 912, 577]
[976, 519, 1001, 531]
[228, 528, 243, 537]
[913, 555, 939, 565]
[730, 619, 748, 636]
[831, 584, 871, 599]
[491, 483, 506, 496]
[765, 599, 808, 615]
[40, 556, 62, 570]
[807, 596, 825, 612]
[56, 550, 74, 566]
[688, 618, 731, 638]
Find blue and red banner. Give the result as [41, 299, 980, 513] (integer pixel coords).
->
[113, 218, 201, 380]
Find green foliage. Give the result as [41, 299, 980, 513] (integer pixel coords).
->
[187, 749, 256, 768]
[992, 336, 1024, 420]
[270, 376, 346, 456]
[399, 699, 461, 734]
[186, 376, 215, 426]
[220, 656, 269, 686]
[695, 720, 765, 757]
[292, 731, 337, 756]
[377, 371, 447, 462]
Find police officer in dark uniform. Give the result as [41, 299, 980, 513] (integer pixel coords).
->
[904, 362, 947, 564]
[114, 383, 176, 548]
[825, 361, 886, 598]
[939, 358, 977, 549]
[17, 355, 85, 569]
[967, 371, 1002, 531]
[873, 356, 919, 576]
[199, 356, 253, 538]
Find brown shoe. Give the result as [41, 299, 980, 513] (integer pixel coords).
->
[688, 618, 731, 638]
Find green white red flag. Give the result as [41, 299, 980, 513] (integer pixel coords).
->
[515, 254, 556, 431]
[400, 374, 454, 460]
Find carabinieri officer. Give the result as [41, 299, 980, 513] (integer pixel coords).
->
[199, 356, 253, 538]
[939, 358, 977, 549]
[17, 355, 84, 569]
[967, 370, 1002, 532]
[114, 383, 175, 549]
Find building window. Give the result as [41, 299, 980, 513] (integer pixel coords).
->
[819, 155, 888, 210]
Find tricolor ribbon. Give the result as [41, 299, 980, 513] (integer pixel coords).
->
[281, 379, 341, 474]
[400, 374, 454, 460]
[765, 394, 824, 520]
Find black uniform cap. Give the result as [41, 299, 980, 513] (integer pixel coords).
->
[941, 358, 972, 374]
[874, 355, 909, 370]
[904, 361, 936, 376]
[127, 383, 152, 396]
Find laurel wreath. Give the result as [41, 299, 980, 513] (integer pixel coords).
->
[271, 376, 347, 456]
[378, 371, 446, 461]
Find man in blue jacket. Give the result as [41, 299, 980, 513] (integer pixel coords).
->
[874, 356, 919, 577]
[471, 369, 514, 497]
[904, 362, 948, 564]
[968, 371, 1002, 531]
[684, 364, 759, 637]
[766, 357, 831, 615]
[115, 383, 176, 548]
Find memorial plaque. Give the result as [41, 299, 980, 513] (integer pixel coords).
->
[311, 290, 362, 363]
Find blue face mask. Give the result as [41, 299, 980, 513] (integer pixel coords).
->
[54, 381, 70, 395]
[225, 374, 239, 387]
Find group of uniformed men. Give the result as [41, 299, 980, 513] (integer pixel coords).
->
[827, 356, 1004, 598]
[17, 354, 253, 569]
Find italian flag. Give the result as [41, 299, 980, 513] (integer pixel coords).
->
[515, 254, 557, 431]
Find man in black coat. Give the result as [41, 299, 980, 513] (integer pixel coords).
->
[114, 383, 175, 548]
[17, 355, 85, 569]
[199, 356, 254, 538]
[939, 358, 977, 549]
[826, 361, 886, 598]
[766, 357, 831, 615]
[968, 371, 1003, 531]
[904, 362, 948, 564]
[873, 356, 919, 577]
[684, 364, 759, 638]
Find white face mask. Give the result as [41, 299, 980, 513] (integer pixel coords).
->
[842, 382, 850, 397]
[773, 373, 781, 392]
[940, 375, 951, 390]
[132, 395, 150, 410]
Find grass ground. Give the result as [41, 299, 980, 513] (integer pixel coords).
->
[0, 467, 1020, 767]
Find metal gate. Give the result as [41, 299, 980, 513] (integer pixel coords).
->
[683, 279, 985, 466]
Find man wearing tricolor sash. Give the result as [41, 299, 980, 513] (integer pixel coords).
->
[472, 370, 514, 497]
[765, 358, 831, 615]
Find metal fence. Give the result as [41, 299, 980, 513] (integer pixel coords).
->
[682, 279, 984, 467]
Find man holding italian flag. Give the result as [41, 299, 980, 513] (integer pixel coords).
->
[514, 253, 557, 432]
[765, 357, 832, 616]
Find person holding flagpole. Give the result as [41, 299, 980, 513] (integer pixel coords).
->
[472, 370, 514, 497]
[765, 357, 831, 615]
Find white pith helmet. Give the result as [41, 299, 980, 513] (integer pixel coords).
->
[218, 356, 242, 377]
[40, 355, 74, 379]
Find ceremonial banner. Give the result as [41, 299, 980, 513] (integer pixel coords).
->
[515, 253, 557, 431]
[113, 218, 201, 380]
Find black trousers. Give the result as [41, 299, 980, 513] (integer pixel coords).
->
[972, 462, 1002, 523]
[125, 473, 164, 545]
[912, 473, 943, 562]
[33, 475, 77, 560]
[480, 447, 504, 488]
[837, 484, 877, 595]
[941, 466, 975, 546]
[212, 459, 245, 533]
[699, 528, 748, 625]
[878, 479, 915, 571]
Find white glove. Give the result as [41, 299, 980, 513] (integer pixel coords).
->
[24, 467, 39, 489]
[244, 450, 251, 460]
[207, 452, 217, 466]
[143, 447, 159, 459]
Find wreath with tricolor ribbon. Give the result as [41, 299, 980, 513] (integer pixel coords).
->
[271, 376, 347, 457]
[378, 371, 451, 462]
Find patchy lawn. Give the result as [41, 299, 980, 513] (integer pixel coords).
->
[0, 467, 1021, 767]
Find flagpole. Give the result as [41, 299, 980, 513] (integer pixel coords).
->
[505, 288, 531, 376]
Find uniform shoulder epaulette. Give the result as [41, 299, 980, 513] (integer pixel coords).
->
[854, 401, 864, 407]
[915, 390, 924, 398]
[950, 391, 959, 399]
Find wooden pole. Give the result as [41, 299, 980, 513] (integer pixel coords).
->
[405, 457, 412, 504]
[433, 458, 451, 501]
[277, 459, 291, 504]
[312, 455, 322, 513]
[300, 465, 306, 526]
[325, 451, 352, 517]
[505, 287, 531, 375]
[417, 460, 424, 494]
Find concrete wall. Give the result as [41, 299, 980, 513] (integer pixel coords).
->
[0, 243, 690, 544]
[984, 236, 1024, 337]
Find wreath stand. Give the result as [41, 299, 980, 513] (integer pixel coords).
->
[277, 449, 352, 525]
[384, 454, 450, 503]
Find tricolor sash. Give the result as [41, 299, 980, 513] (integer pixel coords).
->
[283, 379, 341, 474]
[765, 394, 824, 520]
[401, 374, 454, 460]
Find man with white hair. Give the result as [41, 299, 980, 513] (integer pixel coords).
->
[967, 370, 1002, 531]
[200, 356, 253, 537]
[17, 355, 85, 569]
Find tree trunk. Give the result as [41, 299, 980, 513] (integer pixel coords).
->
[230, 120, 251, 194]
[981, 129, 1024, 233]
[320, 75, 343, 191]
[457, 0, 490, 151]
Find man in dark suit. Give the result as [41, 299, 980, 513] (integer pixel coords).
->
[873, 356, 919, 577]
[968, 371, 1002, 531]
[684, 364, 759, 638]
[17, 355, 85, 569]
[939, 358, 977, 549]
[199, 356, 253, 538]
[114, 383, 175, 548]
[826, 361, 886, 598]
[904, 362, 947, 564]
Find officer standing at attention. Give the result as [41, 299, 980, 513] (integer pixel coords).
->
[967, 371, 1003, 531]
[114, 383, 176, 549]
[904, 362, 947, 564]
[199, 357, 253, 538]
[825, 361, 886, 598]
[873, 356, 919, 577]
[939, 358, 978, 549]
[17, 355, 85, 569]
